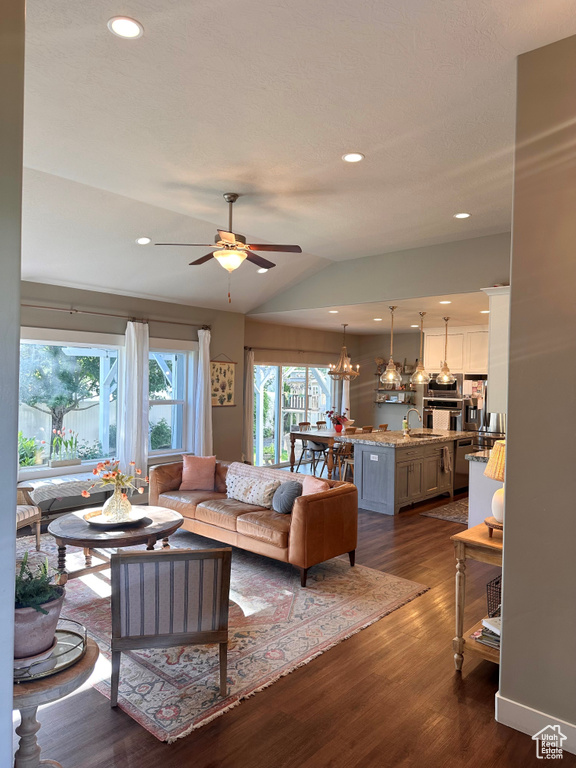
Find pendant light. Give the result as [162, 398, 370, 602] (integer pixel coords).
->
[328, 324, 360, 381]
[437, 316, 456, 384]
[410, 312, 430, 386]
[380, 306, 402, 387]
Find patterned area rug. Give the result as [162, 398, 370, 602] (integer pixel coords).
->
[420, 498, 468, 524]
[17, 530, 427, 743]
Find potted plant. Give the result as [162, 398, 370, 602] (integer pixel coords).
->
[49, 428, 82, 468]
[14, 552, 65, 659]
[325, 408, 350, 433]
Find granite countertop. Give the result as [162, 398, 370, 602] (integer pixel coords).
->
[465, 449, 491, 463]
[341, 428, 472, 448]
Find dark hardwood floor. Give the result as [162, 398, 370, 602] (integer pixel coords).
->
[16, 497, 574, 768]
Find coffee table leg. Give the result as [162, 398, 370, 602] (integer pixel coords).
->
[83, 548, 92, 568]
[162, 537, 170, 549]
[55, 545, 68, 586]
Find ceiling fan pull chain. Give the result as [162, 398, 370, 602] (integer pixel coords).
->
[228, 272, 232, 304]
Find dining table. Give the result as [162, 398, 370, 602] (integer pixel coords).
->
[289, 428, 381, 479]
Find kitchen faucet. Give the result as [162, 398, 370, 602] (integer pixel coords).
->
[405, 408, 422, 435]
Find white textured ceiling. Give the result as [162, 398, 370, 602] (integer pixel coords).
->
[22, 0, 576, 311]
[251, 292, 490, 334]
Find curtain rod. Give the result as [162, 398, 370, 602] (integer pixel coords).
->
[245, 345, 339, 355]
[21, 304, 210, 330]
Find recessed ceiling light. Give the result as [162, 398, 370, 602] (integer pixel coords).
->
[107, 17, 144, 39]
[329, 310, 339, 314]
[373, 318, 383, 322]
[439, 300, 452, 305]
[342, 153, 365, 163]
[453, 212, 471, 219]
[257, 268, 268, 274]
[480, 310, 490, 314]
[136, 236, 151, 245]
[410, 324, 419, 328]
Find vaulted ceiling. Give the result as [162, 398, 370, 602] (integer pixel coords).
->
[22, 0, 576, 313]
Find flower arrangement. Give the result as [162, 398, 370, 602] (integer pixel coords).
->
[325, 408, 349, 426]
[81, 459, 149, 500]
[52, 428, 79, 460]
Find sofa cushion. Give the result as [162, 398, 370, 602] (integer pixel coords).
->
[180, 455, 216, 491]
[272, 481, 302, 514]
[227, 474, 281, 509]
[237, 509, 291, 549]
[302, 476, 330, 496]
[158, 490, 226, 519]
[196, 498, 268, 531]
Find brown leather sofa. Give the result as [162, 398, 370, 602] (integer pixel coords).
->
[149, 460, 358, 587]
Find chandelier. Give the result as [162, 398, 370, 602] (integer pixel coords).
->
[328, 324, 360, 381]
[437, 316, 456, 384]
[410, 311, 430, 385]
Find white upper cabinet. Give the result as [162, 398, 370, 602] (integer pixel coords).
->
[424, 327, 488, 374]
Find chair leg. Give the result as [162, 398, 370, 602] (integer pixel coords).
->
[110, 650, 121, 707]
[348, 550, 356, 567]
[35, 520, 41, 552]
[299, 567, 308, 588]
[219, 642, 228, 696]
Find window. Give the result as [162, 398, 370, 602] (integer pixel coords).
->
[18, 340, 119, 468]
[148, 350, 190, 454]
[253, 365, 335, 466]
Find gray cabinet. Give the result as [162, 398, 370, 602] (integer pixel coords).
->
[354, 440, 454, 515]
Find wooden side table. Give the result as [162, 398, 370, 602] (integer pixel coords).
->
[13, 638, 99, 767]
[451, 523, 503, 671]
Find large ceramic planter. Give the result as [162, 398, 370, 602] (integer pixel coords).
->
[14, 590, 65, 659]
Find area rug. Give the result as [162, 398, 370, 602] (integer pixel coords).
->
[420, 498, 468, 524]
[17, 531, 427, 743]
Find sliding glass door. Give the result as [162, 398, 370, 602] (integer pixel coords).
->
[253, 365, 334, 466]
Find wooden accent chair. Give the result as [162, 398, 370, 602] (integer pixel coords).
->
[17, 486, 41, 551]
[110, 548, 232, 706]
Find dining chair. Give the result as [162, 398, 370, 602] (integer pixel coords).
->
[344, 427, 357, 435]
[296, 421, 326, 475]
[16, 486, 41, 551]
[361, 426, 373, 433]
[378, 424, 389, 431]
[316, 421, 327, 430]
[110, 547, 232, 706]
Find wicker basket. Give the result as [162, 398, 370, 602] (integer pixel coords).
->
[486, 574, 501, 617]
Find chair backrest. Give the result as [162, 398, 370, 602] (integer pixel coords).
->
[361, 426, 373, 433]
[298, 422, 311, 431]
[378, 424, 389, 431]
[344, 427, 357, 434]
[316, 421, 327, 429]
[111, 548, 232, 645]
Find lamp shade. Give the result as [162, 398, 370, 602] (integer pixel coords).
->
[214, 249, 247, 272]
[484, 440, 506, 482]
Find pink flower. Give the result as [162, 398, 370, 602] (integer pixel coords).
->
[129, 461, 135, 466]
[81, 490, 90, 498]
[92, 468, 98, 475]
[136, 468, 142, 475]
[137, 487, 144, 494]
[41, 440, 45, 445]
[145, 476, 149, 483]
[122, 492, 128, 500]
[53, 429, 56, 434]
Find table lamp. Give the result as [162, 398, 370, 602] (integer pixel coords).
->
[484, 440, 506, 523]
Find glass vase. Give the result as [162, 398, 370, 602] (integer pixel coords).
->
[102, 486, 132, 523]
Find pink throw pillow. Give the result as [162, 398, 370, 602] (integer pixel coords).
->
[179, 455, 216, 491]
[301, 475, 330, 496]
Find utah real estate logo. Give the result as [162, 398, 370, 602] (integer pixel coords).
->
[532, 725, 567, 759]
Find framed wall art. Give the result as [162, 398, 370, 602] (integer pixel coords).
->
[210, 360, 236, 407]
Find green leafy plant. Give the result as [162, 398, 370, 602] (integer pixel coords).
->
[15, 552, 63, 614]
[150, 418, 172, 450]
[18, 432, 40, 467]
[77, 439, 103, 460]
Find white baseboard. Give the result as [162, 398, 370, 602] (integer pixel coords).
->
[496, 691, 576, 756]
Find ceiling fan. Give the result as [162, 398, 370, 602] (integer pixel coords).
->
[155, 193, 302, 272]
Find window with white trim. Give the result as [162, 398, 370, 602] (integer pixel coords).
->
[148, 350, 189, 453]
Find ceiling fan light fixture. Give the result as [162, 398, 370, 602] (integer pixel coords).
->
[213, 249, 247, 273]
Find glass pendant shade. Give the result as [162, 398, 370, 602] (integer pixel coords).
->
[214, 249, 247, 272]
[381, 358, 402, 387]
[437, 315, 455, 384]
[410, 311, 430, 385]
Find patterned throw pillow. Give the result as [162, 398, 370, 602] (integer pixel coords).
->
[227, 474, 281, 508]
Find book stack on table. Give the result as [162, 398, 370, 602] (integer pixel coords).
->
[471, 616, 501, 650]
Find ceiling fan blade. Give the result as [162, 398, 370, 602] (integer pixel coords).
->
[246, 253, 276, 270]
[189, 252, 216, 265]
[155, 243, 214, 247]
[217, 229, 238, 245]
[247, 244, 302, 253]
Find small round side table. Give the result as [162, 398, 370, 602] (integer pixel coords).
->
[13, 638, 99, 768]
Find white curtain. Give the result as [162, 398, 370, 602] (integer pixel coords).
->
[341, 360, 351, 418]
[242, 348, 254, 463]
[118, 321, 149, 475]
[193, 328, 213, 456]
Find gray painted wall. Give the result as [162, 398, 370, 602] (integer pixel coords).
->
[0, 0, 24, 759]
[250, 232, 511, 314]
[21, 282, 245, 462]
[499, 35, 576, 732]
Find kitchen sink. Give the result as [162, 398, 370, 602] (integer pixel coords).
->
[408, 433, 442, 438]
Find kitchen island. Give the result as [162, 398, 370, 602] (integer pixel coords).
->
[343, 429, 471, 515]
